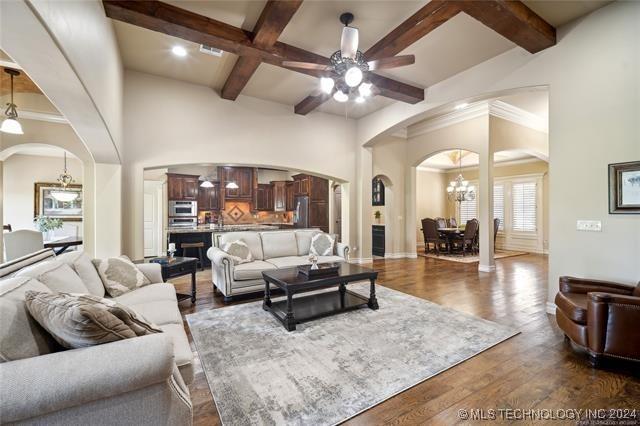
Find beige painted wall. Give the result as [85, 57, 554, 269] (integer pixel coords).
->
[122, 70, 358, 259]
[3, 154, 83, 237]
[359, 2, 640, 303]
[415, 169, 448, 241]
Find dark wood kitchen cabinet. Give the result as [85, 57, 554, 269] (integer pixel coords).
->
[271, 181, 287, 212]
[255, 184, 273, 211]
[167, 174, 199, 201]
[220, 166, 253, 200]
[197, 182, 220, 211]
[285, 181, 295, 211]
[292, 174, 329, 232]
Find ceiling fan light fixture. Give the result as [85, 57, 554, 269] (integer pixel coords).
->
[355, 96, 365, 104]
[358, 82, 372, 97]
[344, 66, 363, 87]
[320, 77, 335, 94]
[333, 90, 349, 103]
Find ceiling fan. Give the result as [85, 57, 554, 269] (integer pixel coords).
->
[282, 13, 415, 103]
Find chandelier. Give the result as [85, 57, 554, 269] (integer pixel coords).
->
[50, 152, 78, 202]
[1, 68, 24, 135]
[447, 150, 476, 202]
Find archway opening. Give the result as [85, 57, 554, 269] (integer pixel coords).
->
[2, 144, 85, 260]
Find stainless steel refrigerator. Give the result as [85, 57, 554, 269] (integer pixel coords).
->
[293, 196, 309, 228]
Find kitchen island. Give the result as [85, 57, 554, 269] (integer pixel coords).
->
[166, 224, 295, 267]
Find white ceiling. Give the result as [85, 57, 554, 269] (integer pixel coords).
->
[419, 149, 536, 170]
[112, 0, 610, 119]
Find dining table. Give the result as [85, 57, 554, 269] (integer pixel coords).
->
[437, 227, 463, 254]
[44, 236, 83, 255]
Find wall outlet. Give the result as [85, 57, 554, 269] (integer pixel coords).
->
[576, 220, 602, 232]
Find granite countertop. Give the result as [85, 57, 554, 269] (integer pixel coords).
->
[167, 224, 281, 234]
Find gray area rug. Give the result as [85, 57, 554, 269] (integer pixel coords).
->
[186, 283, 518, 426]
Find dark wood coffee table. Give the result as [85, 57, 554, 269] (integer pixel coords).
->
[262, 263, 379, 331]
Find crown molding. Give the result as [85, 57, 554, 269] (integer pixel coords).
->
[20, 110, 68, 124]
[416, 165, 446, 173]
[391, 128, 408, 139]
[0, 59, 22, 70]
[406, 100, 547, 139]
[420, 157, 545, 174]
[490, 100, 547, 133]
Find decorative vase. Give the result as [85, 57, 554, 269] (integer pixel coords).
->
[44, 230, 54, 241]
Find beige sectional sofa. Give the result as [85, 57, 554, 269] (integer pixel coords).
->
[0, 250, 193, 425]
[208, 229, 349, 300]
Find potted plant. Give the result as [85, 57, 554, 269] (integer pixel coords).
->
[374, 210, 382, 224]
[34, 216, 63, 241]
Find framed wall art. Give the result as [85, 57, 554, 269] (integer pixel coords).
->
[34, 183, 83, 221]
[608, 161, 640, 214]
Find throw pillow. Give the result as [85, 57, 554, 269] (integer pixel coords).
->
[24, 291, 138, 349]
[222, 240, 253, 265]
[16, 260, 89, 294]
[310, 233, 335, 256]
[57, 251, 105, 297]
[71, 294, 162, 336]
[92, 256, 151, 297]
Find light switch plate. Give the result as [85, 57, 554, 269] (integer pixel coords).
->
[576, 220, 602, 232]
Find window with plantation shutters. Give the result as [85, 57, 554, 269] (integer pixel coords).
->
[493, 184, 504, 230]
[512, 182, 537, 232]
[459, 197, 477, 225]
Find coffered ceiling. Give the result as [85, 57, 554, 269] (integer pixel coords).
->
[111, 0, 610, 119]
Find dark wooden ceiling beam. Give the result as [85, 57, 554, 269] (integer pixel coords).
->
[294, 92, 332, 115]
[458, 0, 556, 53]
[221, 0, 303, 101]
[103, 0, 423, 109]
[364, 1, 463, 61]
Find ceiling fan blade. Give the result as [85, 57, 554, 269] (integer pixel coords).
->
[340, 26, 359, 59]
[367, 55, 415, 71]
[282, 61, 333, 71]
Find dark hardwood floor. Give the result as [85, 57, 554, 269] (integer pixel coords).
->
[172, 254, 640, 425]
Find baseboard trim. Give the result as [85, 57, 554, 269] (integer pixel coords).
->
[478, 264, 496, 272]
[546, 302, 556, 315]
[351, 257, 373, 264]
[383, 253, 418, 259]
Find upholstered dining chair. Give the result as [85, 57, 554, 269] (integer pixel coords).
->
[451, 219, 478, 256]
[449, 217, 457, 228]
[421, 218, 448, 255]
[3, 230, 44, 262]
[434, 217, 447, 229]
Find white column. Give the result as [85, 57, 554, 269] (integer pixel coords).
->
[356, 146, 373, 263]
[405, 166, 417, 257]
[0, 160, 3, 261]
[478, 135, 495, 272]
[93, 163, 122, 258]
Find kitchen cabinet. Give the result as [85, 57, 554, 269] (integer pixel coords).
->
[293, 174, 309, 195]
[286, 181, 295, 211]
[220, 166, 253, 200]
[197, 182, 220, 211]
[292, 174, 329, 232]
[271, 181, 287, 212]
[167, 174, 199, 201]
[255, 184, 273, 211]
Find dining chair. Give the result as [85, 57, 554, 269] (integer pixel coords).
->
[449, 217, 457, 228]
[421, 218, 447, 255]
[451, 219, 479, 256]
[434, 217, 447, 229]
[3, 230, 45, 262]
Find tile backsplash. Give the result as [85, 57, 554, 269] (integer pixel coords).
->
[198, 202, 293, 224]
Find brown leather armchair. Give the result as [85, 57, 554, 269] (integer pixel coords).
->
[555, 276, 640, 366]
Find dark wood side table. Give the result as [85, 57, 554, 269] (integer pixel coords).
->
[135, 257, 198, 303]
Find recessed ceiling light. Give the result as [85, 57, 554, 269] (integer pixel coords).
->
[455, 102, 469, 110]
[172, 46, 187, 57]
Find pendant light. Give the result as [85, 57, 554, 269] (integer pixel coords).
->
[51, 152, 79, 202]
[225, 182, 239, 189]
[1, 68, 24, 135]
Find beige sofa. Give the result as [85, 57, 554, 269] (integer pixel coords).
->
[0, 250, 193, 425]
[208, 229, 349, 300]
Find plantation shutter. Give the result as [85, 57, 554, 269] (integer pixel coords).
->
[493, 184, 504, 230]
[459, 197, 477, 225]
[512, 182, 537, 232]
